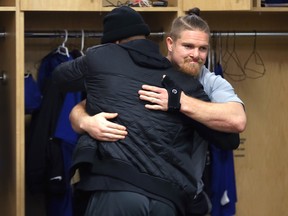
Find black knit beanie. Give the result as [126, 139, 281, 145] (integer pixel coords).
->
[101, 6, 150, 44]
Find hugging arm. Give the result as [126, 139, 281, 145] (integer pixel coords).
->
[53, 55, 128, 141]
[139, 82, 246, 133]
[68, 74, 242, 147]
[161, 75, 240, 150]
[192, 120, 240, 150]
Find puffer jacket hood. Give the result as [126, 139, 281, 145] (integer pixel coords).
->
[120, 39, 172, 69]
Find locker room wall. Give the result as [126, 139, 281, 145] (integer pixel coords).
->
[203, 12, 288, 216]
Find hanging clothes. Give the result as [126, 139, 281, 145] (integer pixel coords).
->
[24, 73, 42, 114]
[210, 63, 238, 216]
[26, 51, 73, 194]
[47, 49, 84, 216]
[26, 49, 84, 216]
[47, 91, 82, 216]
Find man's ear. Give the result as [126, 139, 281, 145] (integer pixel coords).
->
[166, 37, 174, 52]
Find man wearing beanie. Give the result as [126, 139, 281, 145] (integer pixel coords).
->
[53, 6, 240, 216]
[101, 5, 150, 44]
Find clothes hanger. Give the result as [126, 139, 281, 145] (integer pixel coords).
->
[221, 33, 230, 71]
[207, 32, 217, 71]
[24, 72, 31, 78]
[222, 32, 246, 81]
[243, 32, 266, 79]
[211, 33, 218, 71]
[207, 34, 212, 71]
[56, 29, 70, 57]
[80, 29, 85, 56]
[218, 33, 222, 66]
[207, 42, 212, 71]
[213, 32, 224, 75]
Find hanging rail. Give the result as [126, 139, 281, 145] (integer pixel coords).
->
[22, 31, 288, 38]
[0, 32, 7, 38]
[25, 31, 103, 38]
[1, 31, 288, 38]
[0, 31, 165, 38]
[211, 31, 288, 37]
[23, 31, 166, 38]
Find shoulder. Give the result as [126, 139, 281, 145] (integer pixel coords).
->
[86, 43, 115, 53]
[199, 66, 232, 88]
[85, 43, 122, 61]
[198, 66, 243, 103]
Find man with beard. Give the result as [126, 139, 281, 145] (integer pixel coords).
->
[53, 6, 241, 216]
[139, 8, 246, 134]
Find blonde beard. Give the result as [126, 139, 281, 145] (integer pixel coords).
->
[180, 61, 202, 77]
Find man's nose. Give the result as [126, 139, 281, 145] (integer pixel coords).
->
[189, 49, 199, 58]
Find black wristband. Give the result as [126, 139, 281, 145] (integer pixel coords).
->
[161, 76, 181, 111]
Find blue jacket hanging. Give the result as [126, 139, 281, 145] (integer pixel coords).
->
[211, 62, 238, 216]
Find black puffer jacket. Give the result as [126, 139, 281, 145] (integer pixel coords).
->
[53, 39, 239, 215]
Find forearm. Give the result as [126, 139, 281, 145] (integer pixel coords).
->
[180, 92, 246, 133]
[69, 100, 87, 134]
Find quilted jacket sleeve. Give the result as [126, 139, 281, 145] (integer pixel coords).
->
[52, 56, 87, 92]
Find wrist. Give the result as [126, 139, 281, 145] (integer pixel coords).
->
[78, 115, 89, 133]
[168, 88, 181, 111]
[161, 75, 181, 112]
[180, 92, 193, 115]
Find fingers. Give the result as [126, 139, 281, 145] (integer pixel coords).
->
[103, 113, 127, 132]
[138, 85, 168, 111]
[144, 104, 165, 111]
[101, 132, 127, 141]
[103, 112, 118, 119]
[138, 85, 163, 102]
[106, 125, 128, 136]
[138, 90, 159, 99]
[139, 95, 167, 111]
[99, 126, 127, 141]
[92, 125, 127, 141]
[141, 84, 163, 93]
[87, 112, 127, 141]
[138, 94, 153, 102]
[101, 117, 128, 140]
